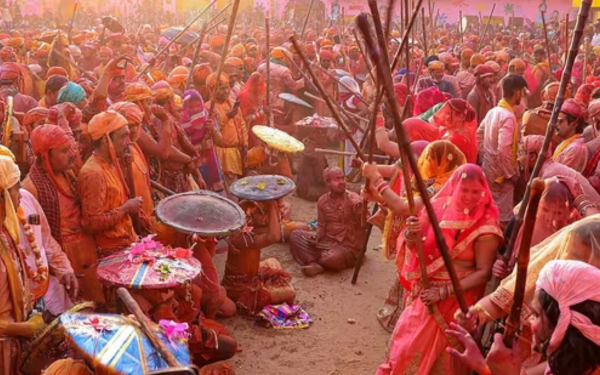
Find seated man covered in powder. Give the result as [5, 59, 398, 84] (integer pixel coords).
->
[289, 166, 365, 277]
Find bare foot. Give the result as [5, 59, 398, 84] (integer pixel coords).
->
[301, 263, 325, 277]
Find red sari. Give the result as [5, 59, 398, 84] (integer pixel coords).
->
[239, 72, 267, 149]
[377, 164, 502, 375]
[431, 99, 478, 163]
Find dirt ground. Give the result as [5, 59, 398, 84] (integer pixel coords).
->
[213, 181, 396, 375]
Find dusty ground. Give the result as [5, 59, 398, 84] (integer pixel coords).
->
[213, 181, 396, 375]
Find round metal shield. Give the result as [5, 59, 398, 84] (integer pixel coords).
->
[278, 93, 313, 109]
[156, 190, 245, 236]
[20, 302, 94, 375]
[252, 125, 305, 153]
[229, 175, 296, 201]
[296, 115, 338, 130]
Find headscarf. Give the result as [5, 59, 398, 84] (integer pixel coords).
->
[428, 61, 444, 71]
[474, 64, 495, 79]
[399, 164, 501, 284]
[470, 53, 485, 67]
[394, 83, 409, 108]
[0, 62, 21, 81]
[537, 260, 600, 354]
[30, 124, 74, 199]
[239, 72, 266, 119]
[319, 50, 333, 60]
[431, 98, 478, 162]
[56, 82, 86, 105]
[43, 359, 93, 375]
[414, 86, 447, 116]
[230, 43, 245, 58]
[180, 89, 208, 143]
[192, 63, 212, 85]
[151, 80, 175, 101]
[415, 140, 466, 190]
[124, 82, 153, 103]
[168, 65, 189, 84]
[509, 58, 527, 74]
[402, 117, 441, 142]
[22, 107, 48, 132]
[0, 155, 20, 242]
[589, 99, 600, 119]
[338, 76, 360, 96]
[561, 98, 587, 121]
[0, 46, 16, 61]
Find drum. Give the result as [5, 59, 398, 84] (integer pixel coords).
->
[20, 302, 94, 375]
[155, 190, 245, 237]
[60, 313, 191, 375]
[97, 246, 202, 290]
[229, 174, 296, 201]
[252, 125, 305, 154]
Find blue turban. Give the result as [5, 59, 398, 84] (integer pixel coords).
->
[56, 82, 86, 105]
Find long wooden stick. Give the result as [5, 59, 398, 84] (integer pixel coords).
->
[352, 28, 377, 84]
[390, 0, 424, 73]
[289, 36, 366, 161]
[357, 12, 469, 313]
[566, 13, 570, 58]
[265, 16, 271, 127]
[584, 36, 590, 82]
[478, 4, 496, 52]
[315, 148, 388, 160]
[206, 0, 242, 121]
[422, 7, 428, 55]
[178, 5, 232, 54]
[185, 25, 208, 90]
[503, 179, 544, 348]
[151, 179, 176, 196]
[495, 0, 591, 285]
[116, 288, 182, 367]
[300, 0, 315, 40]
[134, 0, 218, 80]
[541, 11, 554, 77]
[365, 0, 433, 314]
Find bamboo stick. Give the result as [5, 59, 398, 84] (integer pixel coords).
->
[541, 11, 554, 77]
[185, 24, 208, 90]
[422, 7, 428, 55]
[116, 288, 181, 367]
[352, 28, 377, 84]
[478, 4, 496, 52]
[266, 16, 272, 127]
[390, 0, 424, 72]
[358, 11, 469, 313]
[300, 0, 315, 40]
[503, 179, 545, 348]
[151, 180, 176, 196]
[289, 36, 366, 161]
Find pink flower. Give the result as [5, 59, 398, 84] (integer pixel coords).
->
[158, 320, 189, 346]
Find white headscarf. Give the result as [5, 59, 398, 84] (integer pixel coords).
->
[0, 155, 20, 242]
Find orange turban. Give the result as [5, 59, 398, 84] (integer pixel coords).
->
[110, 101, 144, 125]
[43, 359, 93, 375]
[149, 69, 167, 83]
[193, 63, 212, 84]
[461, 48, 473, 61]
[151, 80, 175, 101]
[230, 43, 245, 58]
[88, 110, 128, 141]
[22, 107, 48, 132]
[320, 39, 334, 47]
[210, 36, 225, 48]
[225, 57, 244, 67]
[0, 62, 21, 81]
[124, 82, 153, 102]
[470, 53, 485, 67]
[47, 66, 68, 77]
[168, 65, 189, 84]
[0, 46, 16, 61]
[428, 61, 445, 71]
[31, 124, 71, 156]
[206, 72, 229, 90]
[271, 47, 286, 59]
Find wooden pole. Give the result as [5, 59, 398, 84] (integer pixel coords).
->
[584, 36, 590, 82]
[151, 180, 176, 196]
[300, 0, 315, 40]
[493, 0, 591, 288]
[405, 0, 411, 81]
[503, 179, 545, 348]
[358, 12, 470, 313]
[566, 13, 570, 58]
[364, 0, 433, 313]
[289, 36, 366, 160]
[185, 25, 207, 90]
[459, 10, 463, 44]
[478, 4, 496, 51]
[352, 28, 377, 84]
[422, 7, 428, 55]
[206, 0, 242, 121]
[134, 0, 218, 80]
[390, 0, 424, 72]
[179, 4, 233, 54]
[541, 11, 554, 77]
[116, 288, 182, 367]
[265, 16, 271, 127]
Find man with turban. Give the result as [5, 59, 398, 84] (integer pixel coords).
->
[0, 62, 38, 113]
[257, 47, 304, 117]
[39, 74, 68, 109]
[480, 74, 528, 227]
[467, 64, 496, 126]
[553, 99, 589, 173]
[422, 60, 457, 97]
[23, 125, 103, 303]
[455, 51, 476, 100]
[151, 81, 202, 193]
[77, 111, 140, 258]
[0, 154, 48, 374]
[192, 63, 213, 100]
[223, 57, 244, 101]
[529, 48, 552, 109]
[56, 81, 88, 109]
[522, 82, 565, 137]
[289, 166, 365, 277]
[43, 359, 93, 375]
[206, 72, 247, 184]
[313, 49, 336, 117]
[79, 43, 99, 72]
[22, 107, 48, 132]
[210, 36, 226, 55]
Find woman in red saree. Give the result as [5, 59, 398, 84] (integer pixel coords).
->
[238, 72, 267, 149]
[376, 164, 502, 375]
[430, 98, 478, 163]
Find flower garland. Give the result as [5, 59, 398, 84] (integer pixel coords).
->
[17, 207, 48, 283]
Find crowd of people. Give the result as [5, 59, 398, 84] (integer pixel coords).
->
[0, 2, 597, 375]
